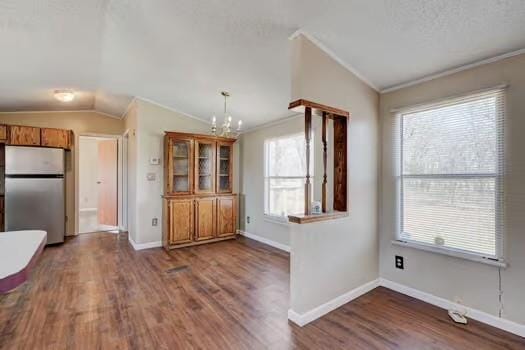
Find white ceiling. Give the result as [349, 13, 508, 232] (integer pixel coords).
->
[1, 1, 525, 127]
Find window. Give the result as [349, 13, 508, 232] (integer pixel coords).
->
[395, 88, 504, 260]
[264, 133, 313, 218]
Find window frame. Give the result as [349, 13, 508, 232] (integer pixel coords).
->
[263, 132, 313, 219]
[393, 88, 506, 267]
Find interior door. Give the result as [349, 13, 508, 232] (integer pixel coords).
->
[98, 139, 118, 226]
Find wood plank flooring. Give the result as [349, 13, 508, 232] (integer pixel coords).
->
[0, 232, 524, 349]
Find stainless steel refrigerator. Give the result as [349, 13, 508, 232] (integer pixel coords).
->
[5, 146, 66, 244]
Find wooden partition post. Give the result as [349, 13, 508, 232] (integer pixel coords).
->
[304, 107, 312, 215]
[321, 112, 328, 213]
[287, 99, 349, 224]
[333, 117, 347, 212]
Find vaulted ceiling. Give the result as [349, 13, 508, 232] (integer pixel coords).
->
[1, 1, 524, 127]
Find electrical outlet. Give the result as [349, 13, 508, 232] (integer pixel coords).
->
[152, 218, 158, 226]
[395, 255, 404, 269]
[246, 216, 251, 224]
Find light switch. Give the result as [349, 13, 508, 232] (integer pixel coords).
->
[146, 172, 156, 181]
[150, 157, 161, 165]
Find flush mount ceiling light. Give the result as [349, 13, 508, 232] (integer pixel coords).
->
[54, 89, 75, 103]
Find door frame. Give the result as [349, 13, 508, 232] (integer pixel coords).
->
[75, 133, 123, 234]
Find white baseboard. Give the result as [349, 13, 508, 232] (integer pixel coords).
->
[379, 278, 525, 338]
[286, 277, 525, 337]
[128, 236, 162, 251]
[237, 230, 291, 252]
[288, 279, 380, 326]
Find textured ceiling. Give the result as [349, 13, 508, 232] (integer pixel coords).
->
[303, 0, 525, 91]
[1, 1, 525, 126]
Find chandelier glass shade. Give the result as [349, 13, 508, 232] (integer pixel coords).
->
[211, 91, 242, 138]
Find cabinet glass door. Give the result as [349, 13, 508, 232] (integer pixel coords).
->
[195, 140, 215, 193]
[217, 142, 233, 193]
[172, 139, 192, 193]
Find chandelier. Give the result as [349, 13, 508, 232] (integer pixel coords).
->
[211, 91, 242, 138]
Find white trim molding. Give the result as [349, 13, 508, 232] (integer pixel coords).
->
[381, 48, 525, 93]
[135, 96, 209, 125]
[380, 278, 525, 338]
[391, 240, 507, 268]
[0, 109, 122, 119]
[286, 277, 525, 337]
[288, 279, 380, 327]
[128, 236, 162, 251]
[237, 230, 290, 252]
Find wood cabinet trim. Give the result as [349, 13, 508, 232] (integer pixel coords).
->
[194, 139, 216, 194]
[163, 131, 237, 250]
[167, 198, 194, 245]
[165, 131, 236, 143]
[194, 197, 217, 241]
[165, 135, 194, 195]
[41, 128, 71, 149]
[8, 125, 41, 146]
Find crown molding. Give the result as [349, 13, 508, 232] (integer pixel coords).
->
[0, 109, 122, 119]
[381, 48, 525, 93]
[289, 29, 380, 92]
[120, 97, 137, 119]
[241, 112, 302, 134]
[135, 96, 210, 125]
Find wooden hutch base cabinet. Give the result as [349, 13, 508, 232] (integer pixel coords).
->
[162, 132, 237, 249]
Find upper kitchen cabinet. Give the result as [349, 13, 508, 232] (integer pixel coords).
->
[0, 125, 8, 142]
[41, 128, 72, 149]
[9, 126, 40, 146]
[6, 125, 72, 150]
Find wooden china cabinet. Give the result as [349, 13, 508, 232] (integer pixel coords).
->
[162, 131, 237, 249]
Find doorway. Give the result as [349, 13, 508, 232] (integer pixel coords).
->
[78, 135, 118, 233]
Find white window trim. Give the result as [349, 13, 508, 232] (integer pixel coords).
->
[263, 132, 313, 219]
[393, 86, 506, 267]
[391, 240, 507, 268]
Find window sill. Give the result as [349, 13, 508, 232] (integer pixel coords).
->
[288, 211, 348, 224]
[391, 240, 507, 268]
[263, 215, 290, 226]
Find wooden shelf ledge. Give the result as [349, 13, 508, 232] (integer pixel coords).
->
[288, 99, 350, 118]
[287, 211, 348, 224]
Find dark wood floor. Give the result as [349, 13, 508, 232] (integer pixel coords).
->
[0, 232, 523, 349]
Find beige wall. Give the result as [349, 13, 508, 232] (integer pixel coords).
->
[288, 35, 380, 315]
[131, 99, 240, 244]
[123, 103, 139, 242]
[0, 111, 124, 235]
[379, 53, 525, 325]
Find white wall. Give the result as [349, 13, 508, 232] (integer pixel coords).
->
[286, 35, 380, 315]
[379, 53, 525, 325]
[124, 102, 139, 242]
[239, 115, 330, 247]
